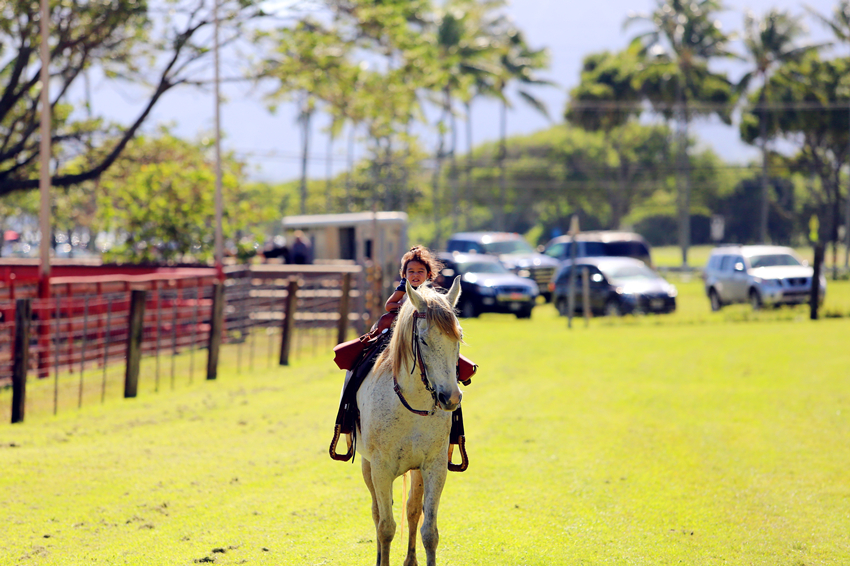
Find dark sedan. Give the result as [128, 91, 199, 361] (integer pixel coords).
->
[551, 257, 677, 316]
[437, 252, 539, 318]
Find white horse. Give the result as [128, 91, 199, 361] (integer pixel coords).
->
[356, 278, 463, 566]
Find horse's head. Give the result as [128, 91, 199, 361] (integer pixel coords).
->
[400, 277, 463, 412]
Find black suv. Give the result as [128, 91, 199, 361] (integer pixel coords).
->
[551, 257, 677, 316]
[445, 232, 559, 301]
[542, 231, 652, 266]
[436, 252, 538, 318]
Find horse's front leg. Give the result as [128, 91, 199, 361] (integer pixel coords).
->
[420, 464, 449, 566]
[403, 470, 425, 566]
[360, 458, 380, 544]
[366, 461, 396, 566]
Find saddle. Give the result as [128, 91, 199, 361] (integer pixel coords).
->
[329, 312, 476, 472]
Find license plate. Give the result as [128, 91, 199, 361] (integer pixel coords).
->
[650, 299, 664, 310]
[509, 302, 521, 311]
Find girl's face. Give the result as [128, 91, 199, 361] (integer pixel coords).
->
[405, 260, 429, 287]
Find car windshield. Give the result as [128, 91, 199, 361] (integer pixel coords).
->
[459, 261, 509, 275]
[748, 254, 802, 268]
[482, 239, 535, 255]
[603, 263, 659, 282]
[605, 241, 648, 257]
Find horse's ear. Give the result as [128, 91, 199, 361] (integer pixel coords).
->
[406, 280, 426, 312]
[446, 275, 462, 307]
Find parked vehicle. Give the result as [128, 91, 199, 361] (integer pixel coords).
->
[437, 252, 538, 319]
[542, 231, 652, 266]
[445, 232, 558, 301]
[551, 257, 677, 317]
[702, 245, 826, 311]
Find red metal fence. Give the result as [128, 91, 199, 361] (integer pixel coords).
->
[0, 263, 367, 423]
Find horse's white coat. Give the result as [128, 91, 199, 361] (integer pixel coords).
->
[356, 277, 463, 566]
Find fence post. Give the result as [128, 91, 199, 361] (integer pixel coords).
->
[582, 267, 591, 327]
[11, 299, 32, 424]
[124, 289, 146, 398]
[279, 278, 299, 366]
[206, 281, 225, 380]
[810, 243, 825, 320]
[337, 272, 352, 344]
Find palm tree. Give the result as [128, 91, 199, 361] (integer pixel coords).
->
[258, 20, 350, 215]
[566, 45, 646, 228]
[492, 26, 555, 231]
[807, 0, 850, 269]
[738, 9, 824, 244]
[625, 0, 734, 267]
[427, 0, 504, 246]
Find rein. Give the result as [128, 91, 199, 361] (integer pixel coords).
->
[393, 311, 437, 416]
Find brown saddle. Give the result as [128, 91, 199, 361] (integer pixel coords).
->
[329, 313, 476, 472]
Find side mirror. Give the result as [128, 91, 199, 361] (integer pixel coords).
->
[734, 262, 745, 272]
[802, 260, 809, 267]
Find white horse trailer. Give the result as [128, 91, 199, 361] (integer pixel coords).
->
[282, 211, 409, 320]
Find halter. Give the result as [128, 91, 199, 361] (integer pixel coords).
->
[393, 311, 438, 416]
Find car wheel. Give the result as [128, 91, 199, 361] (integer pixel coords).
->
[749, 289, 762, 311]
[604, 299, 622, 317]
[709, 289, 722, 312]
[460, 299, 479, 318]
[556, 297, 568, 316]
[515, 305, 533, 319]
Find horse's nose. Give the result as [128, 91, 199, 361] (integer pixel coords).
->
[438, 388, 462, 410]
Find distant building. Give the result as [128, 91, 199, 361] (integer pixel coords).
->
[281, 212, 409, 310]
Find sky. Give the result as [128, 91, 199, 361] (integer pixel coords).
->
[89, 0, 843, 183]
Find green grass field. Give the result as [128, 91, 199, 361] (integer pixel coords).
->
[2, 283, 849, 565]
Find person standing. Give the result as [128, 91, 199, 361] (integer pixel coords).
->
[291, 230, 312, 264]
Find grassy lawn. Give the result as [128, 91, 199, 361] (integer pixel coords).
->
[1, 285, 849, 565]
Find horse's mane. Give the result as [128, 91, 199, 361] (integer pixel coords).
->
[374, 284, 463, 378]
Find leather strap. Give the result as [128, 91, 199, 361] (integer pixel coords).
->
[393, 374, 433, 416]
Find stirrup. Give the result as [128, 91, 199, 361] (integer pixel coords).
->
[329, 425, 354, 462]
[447, 435, 469, 472]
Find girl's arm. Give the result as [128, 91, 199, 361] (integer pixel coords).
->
[385, 289, 405, 312]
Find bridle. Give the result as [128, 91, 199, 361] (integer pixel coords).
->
[392, 311, 438, 416]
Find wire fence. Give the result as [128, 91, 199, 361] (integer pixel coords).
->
[0, 264, 367, 424]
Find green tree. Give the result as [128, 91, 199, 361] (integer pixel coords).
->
[256, 19, 353, 215]
[492, 26, 554, 231]
[566, 45, 661, 228]
[0, 0, 266, 195]
[741, 54, 850, 270]
[738, 8, 824, 244]
[94, 133, 267, 263]
[626, 0, 734, 266]
[806, 0, 850, 268]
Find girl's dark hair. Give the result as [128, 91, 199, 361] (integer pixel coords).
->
[399, 246, 443, 280]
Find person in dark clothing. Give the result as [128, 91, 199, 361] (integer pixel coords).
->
[291, 230, 312, 264]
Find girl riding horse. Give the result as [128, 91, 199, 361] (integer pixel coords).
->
[330, 246, 476, 467]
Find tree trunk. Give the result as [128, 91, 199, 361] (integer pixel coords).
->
[326, 132, 334, 212]
[450, 103, 459, 234]
[432, 95, 449, 249]
[845, 100, 850, 269]
[499, 101, 507, 232]
[299, 105, 312, 216]
[345, 123, 355, 213]
[759, 88, 770, 244]
[677, 102, 691, 268]
[465, 101, 474, 232]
